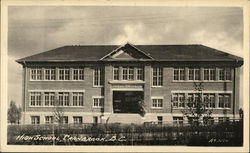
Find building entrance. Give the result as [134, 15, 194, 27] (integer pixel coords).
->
[113, 91, 144, 114]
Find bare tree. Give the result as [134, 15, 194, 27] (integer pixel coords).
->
[53, 98, 65, 124]
[180, 82, 213, 126]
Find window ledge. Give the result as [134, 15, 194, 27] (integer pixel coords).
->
[151, 107, 163, 109]
[172, 80, 232, 83]
[30, 80, 85, 82]
[109, 80, 145, 84]
[93, 106, 104, 108]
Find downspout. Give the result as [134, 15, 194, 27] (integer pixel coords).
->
[233, 66, 236, 121]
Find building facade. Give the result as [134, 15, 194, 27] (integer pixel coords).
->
[16, 43, 243, 125]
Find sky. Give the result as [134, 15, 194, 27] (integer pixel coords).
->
[7, 6, 244, 108]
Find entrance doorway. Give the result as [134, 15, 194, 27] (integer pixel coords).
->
[113, 91, 144, 114]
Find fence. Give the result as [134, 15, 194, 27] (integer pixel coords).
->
[8, 120, 243, 146]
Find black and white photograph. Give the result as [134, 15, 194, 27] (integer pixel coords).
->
[1, 0, 249, 152]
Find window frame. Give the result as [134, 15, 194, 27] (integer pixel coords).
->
[93, 96, 104, 108]
[93, 67, 104, 87]
[72, 92, 84, 106]
[31, 116, 40, 125]
[152, 67, 163, 87]
[151, 97, 163, 109]
[30, 68, 42, 80]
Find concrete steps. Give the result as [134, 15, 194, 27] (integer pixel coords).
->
[107, 113, 143, 124]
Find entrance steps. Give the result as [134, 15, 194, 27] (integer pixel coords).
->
[106, 113, 144, 124]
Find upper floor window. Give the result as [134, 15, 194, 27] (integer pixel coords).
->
[152, 67, 163, 86]
[122, 66, 134, 80]
[172, 93, 185, 108]
[59, 68, 70, 80]
[188, 68, 200, 81]
[219, 68, 232, 81]
[93, 97, 104, 108]
[30, 92, 42, 106]
[31, 116, 40, 124]
[152, 98, 163, 108]
[31, 68, 42, 80]
[45, 68, 56, 80]
[73, 92, 84, 106]
[173, 68, 185, 81]
[44, 92, 55, 106]
[94, 67, 104, 86]
[225, 68, 232, 81]
[204, 68, 215, 81]
[113, 67, 119, 80]
[136, 67, 144, 80]
[58, 92, 69, 106]
[218, 94, 231, 108]
[203, 93, 215, 108]
[73, 68, 84, 80]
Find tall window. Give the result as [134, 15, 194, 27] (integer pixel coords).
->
[58, 92, 69, 106]
[73, 68, 84, 80]
[188, 68, 200, 80]
[113, 67, 119, 80]
[73, 92, 84, 106]
[173, 68, 185, 81]
[218, 68, 224, 81]
[59, 68, 70, 80]
[225, 68, 232, 81]
[136, 67, 144, 80]
[172, 93, 185, 108]
[45, 116, 54, 124]
[94, 67, 104, 86]
[31, 68, 42, 80]
[204, 68, 215, 81]
[45, 68, 56, 80]
[152, 67, 163, 86]
[44, 92, 55, 106]
[152, 98, 163, 108]
[73, 116, 83, 124]
[219, 94, 231, 108]
[93, 97, 104, 107]
[62, 116, 68, 124]
[30, 92, 42, 106]
[122, 67, 134, 80]
[31, 116, 40, 124]
[203, 94, 215, 108]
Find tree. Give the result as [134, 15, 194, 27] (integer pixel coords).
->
[53, 98, 65, 124]
[8, 101, 22, 124]
[180, 82, 213, 126]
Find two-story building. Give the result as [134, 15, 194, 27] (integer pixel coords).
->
[16, 42, 243, 124]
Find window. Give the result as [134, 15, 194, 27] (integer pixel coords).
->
[218, 117, 229, 123]
[173, 68, 185, 81]
[218, 68, 224, 81]
[173, 117, 184, 126]
[45, 116, 54, 124]
[93, 97, 104, 107]
[30, 92, 42, 106]
[152, 98, 163, 108]
[45, 68, 56, 80]
[73, 92, 84, 106]
[31, 116, 40, 124]
[73, 68, 84, 80]
[187, 93, 200, 107]
[188, 68, 200, 80]
[157, 116, 163, 124]
[204, 68, 215, 81]
[136, 67, 144, 80]
[225, 68, 231, 81]
[219, 94, 231, 108]
[172, 93, 185, 108]
[203, 117, 214, 125]
[58, 92, 69, 106]
[122, 67, 134, 80]
[152, 67, 163, 86]
[113, 67, 119, 80]
[44, 92, 55, 106]
[73, 116, 83, 124]
[31, 68, 42, 80]
[94, 67, 104, 86]
[59, 68, 70, 80]
[62, 116, 68, 124]
[203, 94, 215, 108]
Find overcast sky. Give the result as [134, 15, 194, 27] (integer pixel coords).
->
[8, 6, 243, 107]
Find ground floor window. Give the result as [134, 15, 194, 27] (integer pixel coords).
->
[45, 116, 54, 124]
[31, 116, 40, 124]
[157, 116, 163, 124]
[152, 98, 163, 108]
[173, 117, 184, 126]
[218, 117, 230, 123]
[73, 116, 83, 124]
